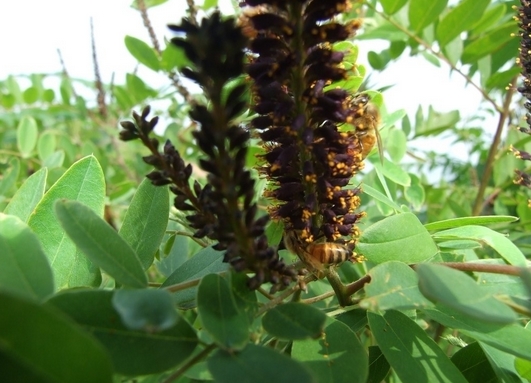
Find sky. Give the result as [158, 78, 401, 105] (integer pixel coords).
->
[1, 0, 492, 141]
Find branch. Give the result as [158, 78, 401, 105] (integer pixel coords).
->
[135, 0, 194, 103]
[363, 1, 501, 113]
[90, 18, 107, 119]
[162, 344, 216, 383]
[472, 78, 519, 215]
[433, 262, 524, 276]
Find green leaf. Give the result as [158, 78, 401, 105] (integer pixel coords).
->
[292, 317, 368, 383]
[424, 216, 518, 231]
[417, 264, 516, 324]
[43, 150, 65, 169]
[37, 131, 56, 161]
[43, 88, 55, 103]
[367, 51, 386, 70]
[160, 43, 191, 71]
[262, 302, 326, 340]
[374, 158, 411, 186]
[334, 309, 368, 333]
[515, 357, 531, 380]
[360, 261, 433, 311]
[4, 168, 47, 222]
[208, 344, 315, 383]
[126, 73, 157, 103]
[386, 128, 407, 163]
[475, 264, 528, 299]
[197, 274, 249, 351]
[161, 246, 229, 309]
[119, 179, 169, 270]
[450, 342, 497, 383]
[442, 35, 464, 65]
[16, 116, 38, 158]
[404, 174, 425, 210]
[22, 86, 39, 104]
[481, 343, 524, 383]
[421, 51, 441, 67]
[0, 214, 54, 300]
[423, 306, 531, 360]
[486, 66, 521, 91]
[433, 225, 526, 267]
[436, 0, 490, 47]
[361, 183, 401, 211]
[6, 75, 22, 103]
[0, 157, 20, 197]
[0, 291, 113, 383]
[55, 200, 147, 288]
[368, 310, 468, 383]
[124, 35, 160, 71]
[203, 0, 218, 10]
[380, 0, 408, 15]
[367, 346, 390, 383]
[471, 4, 506, 35]
[48, 289, 197, 375]
[462, 23, 517, 63]
[112, 289, 177, 332]
[409, 0, 448, 33]
[415, 107, 460, 137]
[28, 156, 104, 289]
[357, 213, 438, 264]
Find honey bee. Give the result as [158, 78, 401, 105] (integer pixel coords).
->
[349, 94, 383, 161]
[283, 230, 354, 275]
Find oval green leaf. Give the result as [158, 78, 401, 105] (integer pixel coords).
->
[450, 342, 497, 383]
[386, 128, 407, 163]
[0, 157, 20, 197]
[380, 0, 408, 15]
[360, 261, 433, 311]
[417, 264, 516, 324]
[0, 214, 54, 300]
[0, 291, 113, 383]
[28, 156, 104, 289]
[208, 344, 315, 383]
[161, 246, 229, 309]
[462, 23, 517, 64]
[375, 159, 411, 186]
[409, 0, 448, 33]
[55, 200, 147, 288]
[433, 225, 526, 267]
[4, 167, 47, 222]
[112, 289, 177, 332]
[368, 310, 468, 383]
[119, 179, 169, 270]
[262, 302, 326, 340]
[424, 216, 518, 231]
[48, 289, 197, 375]
[124, 35, 160, 71]
[423, 306, 531, 361]
[37, 131, 56, 161]
[357, 213, 438, 264]
[16, 116, 38, 158]
[436, 0, 490, 47]
[197, 274, 249, 351]
[292, 317, 368, 383]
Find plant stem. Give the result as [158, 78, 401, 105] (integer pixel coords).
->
[255, 275, 316, 317]
[434, 262, 524, 276]
[326, 269, 353, 306]
[162, 344, 216, 383]
[363, 1, 501, 113]
[472, 78, 518, 215]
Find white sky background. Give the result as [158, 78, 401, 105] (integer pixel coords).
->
[1, 0, 495, 153]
